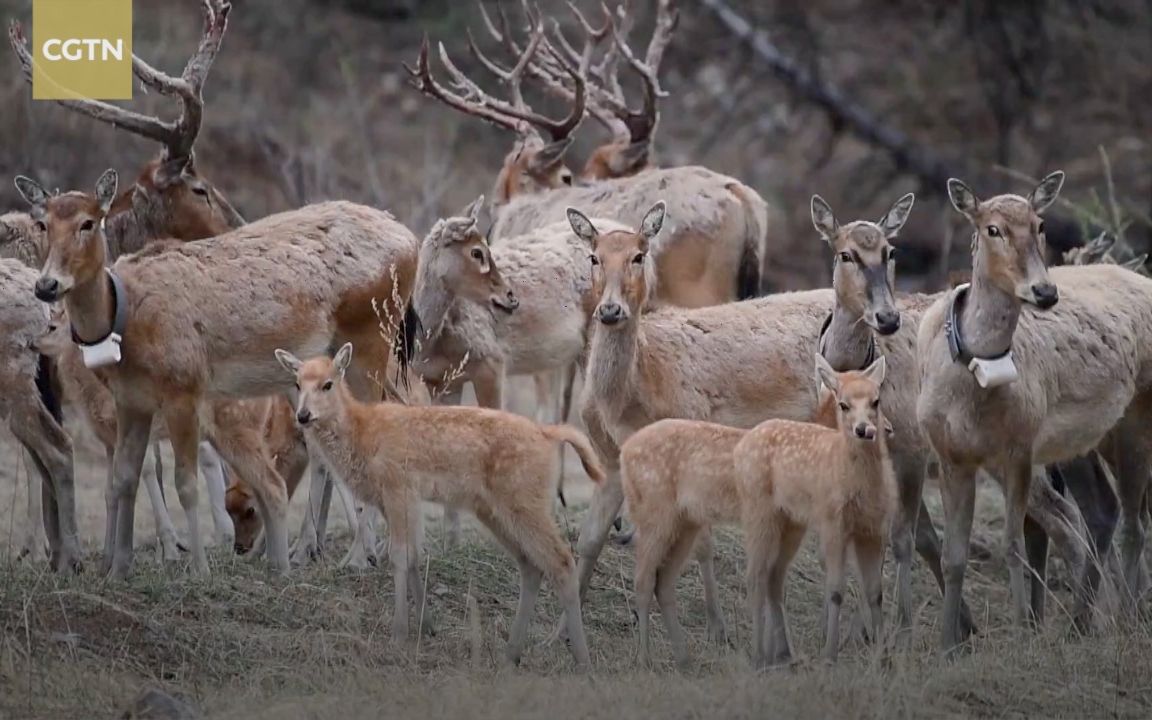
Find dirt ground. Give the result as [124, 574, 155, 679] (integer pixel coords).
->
[1, 384, 1151, 719]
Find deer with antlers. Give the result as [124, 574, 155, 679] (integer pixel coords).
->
[8, 0, 251, 554]
[16, 160, 417, 578]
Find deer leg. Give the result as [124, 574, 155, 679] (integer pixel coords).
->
[1058, 451, 1119, 621]
[1025, 467, 1093, 623]
[854, 533, 886, 647]
[937, 460, 977, 655]
[141, 444, 182, 562]
[820, 529, 848, 662]
[657, 525, 702, 670]
[693, 531, 728, 645]
[574, 406, 623, 599]
[210, 432, 290, 573]
[1023, 515, 1049, 625]
[433, 386, 464, 550]
[163, 402, 209, 575]
[1001, 460, 1035, 629]
[198, 442, 235, 546]
[908, 486, 978, 639]
[19, 452, 47, 562]
[110, 406, 155, 579]
[1112, 420, 1152, 608]
[13, 404, 79, 574]
[291, 459, 327, 563]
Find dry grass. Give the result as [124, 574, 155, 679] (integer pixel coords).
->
[1, 388, 1151, 718]
[2, 481, 1152, 719]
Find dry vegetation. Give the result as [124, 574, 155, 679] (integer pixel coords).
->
[2, 419, 1152, 719]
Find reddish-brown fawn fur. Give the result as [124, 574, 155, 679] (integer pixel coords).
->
[736, 355, 896, 667]
[275, 343, 605, 670]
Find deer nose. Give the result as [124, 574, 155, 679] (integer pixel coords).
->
[33, 277, 59, 302]
[597, 302, 624, 325]
[296, 409, 313, 426]
[1032, 283, 1059, 309]
[875, 309, 901, 335]
[855, 423, 876, 440]
[505, 290, 519, 310]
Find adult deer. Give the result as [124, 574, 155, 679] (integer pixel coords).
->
[917, 172, 1152, 653]
[16, 166, 418, 578]
[453, 0, 768, 306]
[474, 0, 670, 182]
[9, 0, 246, 550]
[0, 259, 77, 572]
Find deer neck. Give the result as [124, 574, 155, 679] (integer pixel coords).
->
[585, 319, 640, 423]
[65, 269, 117, 347]
[820, 302, 874, 371]
[411, 269, 456, 346]
[960, 264, 1020, 359]
[104, 204, 160, 259]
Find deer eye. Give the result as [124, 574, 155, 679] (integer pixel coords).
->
[79, 219, 95, 232]
[838, 251, 853, 263]
[589, 255, 600, 266]
[987, 225, 1002, 237]
[631, 253, 645, 265]
[293, 381, 300, 390]
[192, 186, 209, 197]
[561, 173, 573, 186]
[886, 247, 897, 262]
[322, 380, 334, 392]
[1038, 221, 1046, 235]
[470, 248, 484, 261]
[838, 401, 850, 412]
[871, 398, 880, 408]
[33, 220, 46, 233]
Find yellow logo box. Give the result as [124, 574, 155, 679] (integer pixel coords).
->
[32, 0, 133, 100]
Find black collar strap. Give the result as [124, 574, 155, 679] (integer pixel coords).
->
[817, 311, 876, 370]
[72, 268, 128, 347]
[945, 283, 1010, 364]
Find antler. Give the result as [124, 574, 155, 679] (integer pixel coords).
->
[525, 0, 678, 146]
[407, 22, 586, 143]
[9, 0, 231, 163]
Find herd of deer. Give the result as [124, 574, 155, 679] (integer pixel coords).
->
[1, 0, 1150, 672]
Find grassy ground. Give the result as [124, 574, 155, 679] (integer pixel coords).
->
[2, 406, 1152, 719]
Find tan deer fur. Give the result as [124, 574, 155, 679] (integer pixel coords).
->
[737, 356, 896, 666]
[494, 166, 767, 306]
[17, 169, 418, 579]
[620, 418, 745, 668]
[0, 258, 78, 571]
[276, 344, 606, 670]
[562, 198, 936, 640]
[917, 172, 1152, 652]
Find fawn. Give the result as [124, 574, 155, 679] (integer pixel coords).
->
[274, 343, 605, 669]
[620, 419, 747, 668]
[735, 354, 896, 667]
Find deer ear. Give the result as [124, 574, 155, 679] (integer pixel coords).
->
[1080, 233, 1116, 264]
[566, 207, 598, 244]
[610, 141, 651, 175]
[814, 353, 840, 394]
[274, 349, 302, 375]
[878, 193, 915, 238]
[1122, 254, 1148, 273]
[947, 178, 980, 220]
[810, 195, 839, 244]
[863, 355, 887, 387]
[1029, 171, 1065, 214]
[153, 157, 189, 189]
[14, 176, 49, 209]
[333, 342, 354, 375]
[639, 201, 666, 243]
[459, 195, 485, 221]
[94, 169, 118, 214]
[532, 138, 574, 171]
